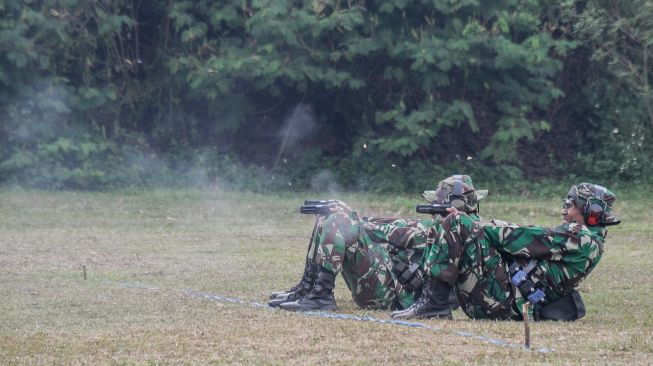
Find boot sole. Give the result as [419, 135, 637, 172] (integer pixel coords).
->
[268, 296, 292, 306]
[269, 295, 302, 308]
[280, 304, 338, 312]
[391, 312, 452, 320]
[417, 313, 452, 320]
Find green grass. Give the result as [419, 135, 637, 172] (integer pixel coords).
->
[0, 189, 651, 364]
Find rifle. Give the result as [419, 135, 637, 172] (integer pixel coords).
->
[415, 203, 452, 216]
[300, 200, 338, 215]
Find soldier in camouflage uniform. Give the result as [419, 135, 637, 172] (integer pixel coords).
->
[391, 183, 620, 320]
[269, 175, 486, 313]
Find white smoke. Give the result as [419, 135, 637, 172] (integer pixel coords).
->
[310, 169, 342, 195]
[277, 103, 318, 148]
[273, 103, 318, 169]
[9, 80, 71, 143]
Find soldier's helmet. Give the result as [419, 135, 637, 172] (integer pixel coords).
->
[566, 183, 620, 226]
[422, 174, 487, 213]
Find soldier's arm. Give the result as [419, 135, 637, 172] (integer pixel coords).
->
[363, 217, 436, 249]
[486, 221, 602, 262]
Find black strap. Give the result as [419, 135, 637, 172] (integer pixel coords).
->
[523, 259, 538, 274]
[453, 175, 463, 196]
[393, 258, 424, 291]
[306, 216, 322, 263]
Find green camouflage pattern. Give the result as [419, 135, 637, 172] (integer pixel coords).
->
[312, 211, 481, 310]
[313, 212, 423, 310]
[422, 214, 514, 319]
[361, 216, 439, 308]
[572, 183, 616, 207]
[485, 219, 607, 317]
[422, 174, 487, 212]
[568, 183, 620, 225]
[420, 213, 608, 319]
[305, 175, 488, 311]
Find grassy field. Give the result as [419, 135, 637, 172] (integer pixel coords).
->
[0, 189, 651, 364]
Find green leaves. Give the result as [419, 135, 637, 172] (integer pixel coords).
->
[94, 8, 132, 36]
[1, 0, 650, 189]
[359, 0, 570, 161]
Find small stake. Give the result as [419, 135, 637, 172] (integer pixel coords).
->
[83, 265, 87, 280]
[523, 302, 531, 349]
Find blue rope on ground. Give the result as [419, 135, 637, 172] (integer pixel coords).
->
[116, 282, 552, 353]
[181, 287, 555, 353]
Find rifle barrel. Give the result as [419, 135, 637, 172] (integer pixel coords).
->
[303, 200, 337, 206]
[300, 203, 335, 215]
[415, 203, 451, 215]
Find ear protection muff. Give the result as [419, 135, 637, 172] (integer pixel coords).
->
[452, 175, 463, 196]
[450, 175, 467, 211]
[583, 198, 607, 226]
[581, 185, 609, 226]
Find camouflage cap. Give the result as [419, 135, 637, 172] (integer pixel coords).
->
[422, 174, 487, 213]
[567, 183, 620, 226]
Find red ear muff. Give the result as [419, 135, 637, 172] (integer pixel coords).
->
[585, 202, 605, 226]
[587, 211, 599, 226]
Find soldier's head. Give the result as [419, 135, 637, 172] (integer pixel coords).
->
[563, 183, 620, 226]
[422, 174, 487, 214]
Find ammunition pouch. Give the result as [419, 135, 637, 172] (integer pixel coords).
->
[534, 290, 586, 322]
[392, 260, 424, 292]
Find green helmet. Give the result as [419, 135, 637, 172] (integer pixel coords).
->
[422, 174, 487, 213]
[566, 183, 620, 226]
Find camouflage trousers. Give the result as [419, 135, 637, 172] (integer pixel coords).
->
[308, 212, 415, 310]
[423, 214, 515, 319]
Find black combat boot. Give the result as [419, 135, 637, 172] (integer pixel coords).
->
[449, 288, 460, 310]
[279, 269, 337, 312]
[268, 262, 318, 308]
[270, 260, 318, 299]
[390, 278, 453, 319]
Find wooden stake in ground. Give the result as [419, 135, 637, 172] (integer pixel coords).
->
[82, 265, 87, 280]
[523, 302, 531, 349]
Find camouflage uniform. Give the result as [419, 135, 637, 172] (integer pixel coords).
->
[276, 174, 486, 312]
[311, 212, 431, 310]
[413, 183, 617, 320]
[311, 175, 485, 310]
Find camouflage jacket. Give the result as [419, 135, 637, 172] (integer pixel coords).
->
[370, 213, 606, 302]
[371, 212, 607, 311]
[484, 219, 607, 302]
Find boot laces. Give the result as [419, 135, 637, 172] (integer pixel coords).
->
[286, 268, 314, 293]
[405, 285, 432, 312]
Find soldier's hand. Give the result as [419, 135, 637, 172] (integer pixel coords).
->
[446, 206, 459, 215]
[331, 200, 353, 214]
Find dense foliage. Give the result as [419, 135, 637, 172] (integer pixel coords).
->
[1, 0, 651, 191]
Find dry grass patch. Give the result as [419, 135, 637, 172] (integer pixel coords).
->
[0, 189, 651, 364]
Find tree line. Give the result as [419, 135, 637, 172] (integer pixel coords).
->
[1, 0, 651, 191]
